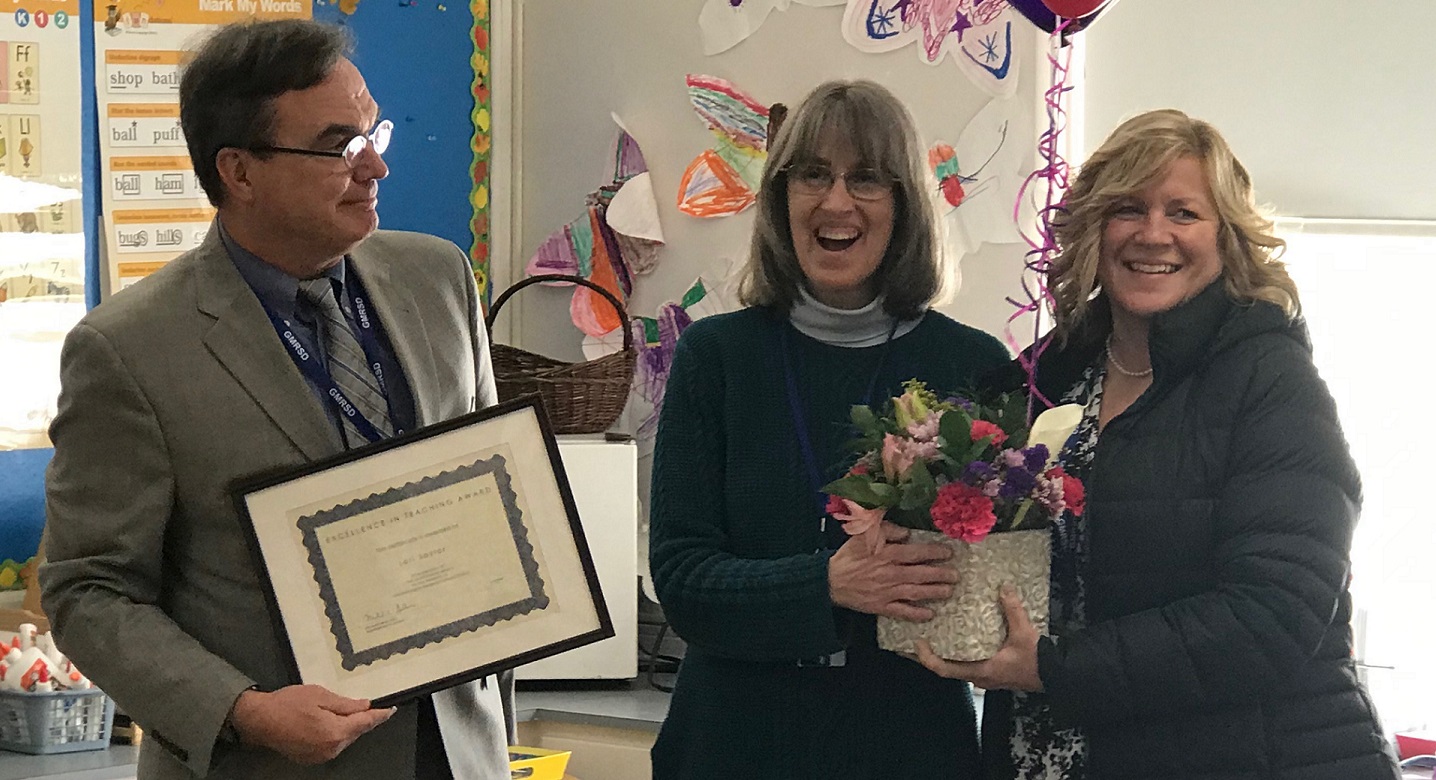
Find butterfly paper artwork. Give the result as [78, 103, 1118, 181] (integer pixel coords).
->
[929, 97, 1026, 257]
[580, 270, 741, 436]
[841, 0, 1019, 98]
[698, 0, 846, 55]
[525, 116, 665, 337]
[677, 75, 771, 219]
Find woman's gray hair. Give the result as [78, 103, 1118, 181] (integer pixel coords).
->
[179, 19, 352, 207]
[738, 80, 947, 319]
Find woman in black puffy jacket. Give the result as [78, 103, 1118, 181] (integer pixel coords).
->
[916, 109, 1399, 780]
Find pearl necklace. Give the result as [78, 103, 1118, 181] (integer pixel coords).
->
[1106, 334, 1153, 378]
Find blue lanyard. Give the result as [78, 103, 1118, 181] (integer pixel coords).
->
[260, 282, 401, 444]
[778, 318, 897, 543]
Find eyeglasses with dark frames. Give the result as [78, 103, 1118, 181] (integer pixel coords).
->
[248, 119, 394, 170]
[783, 162, 896, 201]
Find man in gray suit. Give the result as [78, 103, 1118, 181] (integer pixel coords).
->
[41, 20, 512, 779]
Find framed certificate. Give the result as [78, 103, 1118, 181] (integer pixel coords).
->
[233, 396, 612, 707]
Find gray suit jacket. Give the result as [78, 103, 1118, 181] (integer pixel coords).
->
[41, 227, 512, 779]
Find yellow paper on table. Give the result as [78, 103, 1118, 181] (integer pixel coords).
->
[508, 746, 571, 780]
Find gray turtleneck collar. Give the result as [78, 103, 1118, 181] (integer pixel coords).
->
[788, 285, 924, 347]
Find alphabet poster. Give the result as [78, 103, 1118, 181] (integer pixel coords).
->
[92, 0, 310, 292]
[0, 0, 83, 590]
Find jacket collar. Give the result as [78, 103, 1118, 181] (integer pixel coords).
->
[993, 278, 1305, 405]
[194, 225, 343, 460]
[193, 224, 440, 456]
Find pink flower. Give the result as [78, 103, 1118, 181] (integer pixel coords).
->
[1033, 474, 1065, 516]
[825, 494, 847, 516]
[881, 434, 941, 482]
[849, 461, 871, 477]
[906, 411, 941, 442]
[831, 499, 887, 553]
[970, 420, 1007, 446]
[930, 482, 997, 543]
[881, 433, 918, 481]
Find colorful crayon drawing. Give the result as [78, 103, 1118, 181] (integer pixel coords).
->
[677, 75, 771, 219]
[580, 272, 740, 437]
[697, 0, 845, 55]
[525, 117, 664, 337]
[931, 97, 1026, 256]
[635, 273, 740, 435]
[928, 116, 1006, 209]
[840, 0, 1018, 97]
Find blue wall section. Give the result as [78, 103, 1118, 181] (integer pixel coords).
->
[82, 0, 99, 309]
[0, 2, 478, 566]
[317, 2, 479, 253]
[0, 449, 52, 565]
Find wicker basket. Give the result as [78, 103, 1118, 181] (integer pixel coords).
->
[485, 274, 635, 435]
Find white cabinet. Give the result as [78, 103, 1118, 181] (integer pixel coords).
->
[517, 437, 638, 680]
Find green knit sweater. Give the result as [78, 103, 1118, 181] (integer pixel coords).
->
[649, 306, 1009, 779]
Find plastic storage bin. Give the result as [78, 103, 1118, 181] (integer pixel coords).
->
[0, 688, 115, 754]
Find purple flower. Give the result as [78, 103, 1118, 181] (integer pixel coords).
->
[1023, 444, 1050, 473]
[944, 396, 976, 414]
[1002, 449, 1026, 469]
[999, 466, 1037, 500]
[962, 461, 995, 484]
[982, 479, 1001, 497]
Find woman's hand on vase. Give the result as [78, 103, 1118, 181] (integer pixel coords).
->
[828, 521, 958, 621]
[912, 585, 1043, 692]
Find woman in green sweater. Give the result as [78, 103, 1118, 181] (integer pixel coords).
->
[648, 80, 1009, 779]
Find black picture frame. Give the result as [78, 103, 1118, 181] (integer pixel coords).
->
[233, 396, 612, 707]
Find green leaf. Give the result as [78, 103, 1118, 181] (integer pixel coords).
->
[904, 466, 938, 509]
[869, 482, 897, 502]
[821, 473, 863, 496]
[821, 474, 886, 508]
[850, 405, 880, 436]
[843, 435, 882, 455]
[908, 462, 936, 491]
[939, 408, 973, 448]
[1006, 499, 1035, 531]
[887, 506, 933, 531]
[966, 439, 993, 463]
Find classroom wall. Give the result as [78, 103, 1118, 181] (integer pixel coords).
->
[1081, 0, 1436, 220]
[500, 0, 1051, 366]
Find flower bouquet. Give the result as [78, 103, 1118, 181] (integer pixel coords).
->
[823, 381, 1085, 662]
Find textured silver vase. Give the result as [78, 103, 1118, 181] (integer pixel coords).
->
[877, 528, 1051, 662]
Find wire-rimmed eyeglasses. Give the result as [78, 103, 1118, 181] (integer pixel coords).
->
[249, 119, 394, 169]
[783, 162, 896, 201]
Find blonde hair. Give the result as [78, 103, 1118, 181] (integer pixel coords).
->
[739, 80, 945, 319]
[1049, 108, 1297, 341]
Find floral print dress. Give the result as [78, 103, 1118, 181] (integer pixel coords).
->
[1008, 362, 1105, 779]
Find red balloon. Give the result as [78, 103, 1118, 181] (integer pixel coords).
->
[1042, 0, 1108, 17]
[1008, 0, 1113, 34]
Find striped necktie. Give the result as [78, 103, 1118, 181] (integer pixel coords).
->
[300, 278, 394, 447]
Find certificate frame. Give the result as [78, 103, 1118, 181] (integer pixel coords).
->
[233, 396, 612, 707]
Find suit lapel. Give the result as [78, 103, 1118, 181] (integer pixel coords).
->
[193, 228, 341, 460]
[350, 241, 442, 427]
